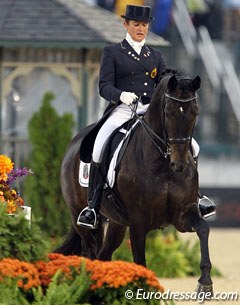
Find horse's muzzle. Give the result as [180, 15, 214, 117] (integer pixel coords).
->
[170, 160, 187, 172]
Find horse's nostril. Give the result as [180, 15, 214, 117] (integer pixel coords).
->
[171, 162, 179, 172]
[177, 166, 184, 172]
[171, 162, 186, 172]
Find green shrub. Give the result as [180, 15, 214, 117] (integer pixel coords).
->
[0, 205, 50, 262]
[31, 269, 91, 305]
[24, 92, 75, 236]
[0, 277, 29, 305]
[179, 238, 221, 277]
[0, 271, 91, 305]
[113, 228, 221, 278]
[113, 229, 190, 277]
[146, 231, 191, 278]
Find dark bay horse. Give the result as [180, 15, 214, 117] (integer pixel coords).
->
[56, 72, 213, 294]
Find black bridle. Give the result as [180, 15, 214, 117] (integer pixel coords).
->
[165, 92, 198, 103]
[129, 92, 198, 159]
[164, 92, 198, 145]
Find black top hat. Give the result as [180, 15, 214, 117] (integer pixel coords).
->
[121, 5, 154, 22]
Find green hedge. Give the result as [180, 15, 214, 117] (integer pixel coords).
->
[24, 92, 75, 236]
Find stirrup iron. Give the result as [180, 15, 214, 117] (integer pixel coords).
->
[199, 195, 216, 218]
[77, 207, 98, 229]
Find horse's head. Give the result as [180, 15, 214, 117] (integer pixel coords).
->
[164, 74, 200, 172]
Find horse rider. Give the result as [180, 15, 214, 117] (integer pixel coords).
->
[77, 4, 216, 229]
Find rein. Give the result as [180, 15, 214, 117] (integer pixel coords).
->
[129, 100, 170, 159]
[129, 92, 198, 158]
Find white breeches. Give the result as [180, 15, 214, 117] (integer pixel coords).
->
[92, 103, 149, 162]
[92, 103, 200, 162]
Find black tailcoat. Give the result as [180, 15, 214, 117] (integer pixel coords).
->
[99, 39, 166, 111]
[80, 39, 166, 162]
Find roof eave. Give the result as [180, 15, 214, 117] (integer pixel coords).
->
[0, 40, 107, 49]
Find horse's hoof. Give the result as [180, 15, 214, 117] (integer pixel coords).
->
[195, 281, 213, 296]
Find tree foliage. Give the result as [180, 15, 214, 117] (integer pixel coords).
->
[24, 92, 75, 236]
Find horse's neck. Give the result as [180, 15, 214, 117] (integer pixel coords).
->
[144, 96, 165, 137]
[131, 123, 165, 168]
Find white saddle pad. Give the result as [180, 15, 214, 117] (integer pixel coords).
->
[79, 121, 139, 188]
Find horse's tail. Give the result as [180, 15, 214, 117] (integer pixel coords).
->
[54, 226, 82, 255]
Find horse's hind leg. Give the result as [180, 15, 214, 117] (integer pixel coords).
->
[193, 218, 213, 294]
[73, 222, 105, 260]
[54, 224, 100, 259]
[98, 220, 127, 261]
[54, 226, 83, 255]
[129, 222, 147, 266]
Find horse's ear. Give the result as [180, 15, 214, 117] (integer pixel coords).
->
[191, 76, 201, 92]
[167, 75, 178, 92]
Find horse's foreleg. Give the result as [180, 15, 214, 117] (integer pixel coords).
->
[129, 223, 147, 266]
[193, 218, 213, 294]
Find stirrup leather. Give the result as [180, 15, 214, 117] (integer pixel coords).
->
[77, 207, 98, 229]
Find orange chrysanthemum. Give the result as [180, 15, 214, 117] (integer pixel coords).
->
[34, 254, 164, 292]
[34, 253, 92, 286]
[0, 254, 165, 297]
[0, 155, 14, 181]
[89, 260, 164, 291]
[0, 258, 40, 290]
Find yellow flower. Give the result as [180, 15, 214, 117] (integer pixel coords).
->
[11, 190, 17, 195]
[0, 155, 14, 181]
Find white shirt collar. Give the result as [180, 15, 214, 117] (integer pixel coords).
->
[126, 33, 145, 55]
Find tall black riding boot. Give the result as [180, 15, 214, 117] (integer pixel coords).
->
[194, 157, 216, 218]
[77, 162, 103, 229]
